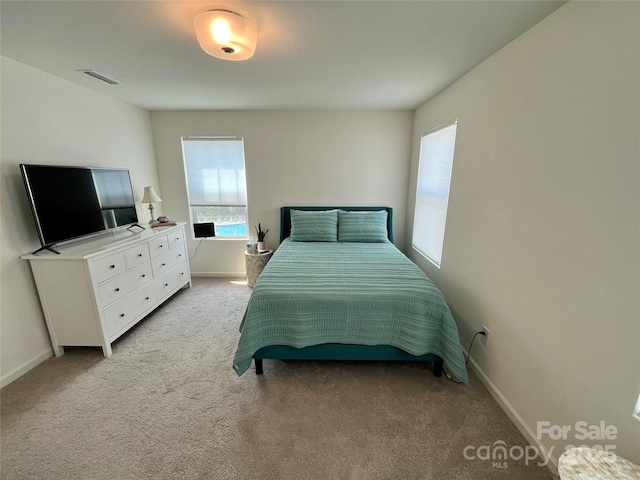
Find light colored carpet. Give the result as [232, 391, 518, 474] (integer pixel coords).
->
[1, 278, 555, 479]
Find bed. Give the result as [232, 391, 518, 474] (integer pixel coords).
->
[232, 206, 469, 383]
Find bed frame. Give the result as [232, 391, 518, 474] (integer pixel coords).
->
[253, 206, 444, 377]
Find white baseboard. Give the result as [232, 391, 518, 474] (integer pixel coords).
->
[1, 349, 52, 389]
[466, 355, 559, 476]
[191, 272, 246, 278]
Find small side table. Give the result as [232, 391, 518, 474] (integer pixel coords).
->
[558, 447, 640, 480]
[245, 250, 273, 288]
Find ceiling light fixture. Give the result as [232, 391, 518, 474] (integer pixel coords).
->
[194, 9, 257, 61]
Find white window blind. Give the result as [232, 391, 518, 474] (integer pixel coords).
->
[412, 121, 457, 268]
[182, 137, 248, 237]
[182, 137, 247, 206]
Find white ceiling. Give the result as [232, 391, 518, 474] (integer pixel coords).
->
[0, 0, 566, 111]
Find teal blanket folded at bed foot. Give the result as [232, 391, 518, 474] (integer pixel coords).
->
[233, 239, 469, 384]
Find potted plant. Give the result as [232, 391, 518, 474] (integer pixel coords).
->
[255, 223, 269, 251]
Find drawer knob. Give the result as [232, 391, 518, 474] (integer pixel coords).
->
[175, 237, 180, 240]
[137, 253, 142, 257]
[159, 245, 164, 248]
[110, 265, 116, 269]
[165, 283, 169, 287]
[145, 296, 150, 300]
[119, 313, 125, 318]
[178, 254, 182, 258]
[115, 288, 120, 292]
[181, 272, 184, 276]
[161, 263, 166, 267]
[142, 274, 146, 278]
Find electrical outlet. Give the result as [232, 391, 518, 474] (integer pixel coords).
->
[481, 326, 490, 346]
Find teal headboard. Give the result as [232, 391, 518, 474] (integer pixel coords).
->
[280, 206, 393, 243]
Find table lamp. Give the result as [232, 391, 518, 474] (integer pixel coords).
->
[141, 186, 162, 224]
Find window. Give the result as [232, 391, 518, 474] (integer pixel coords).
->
[182, 136, 248, 237]
[412, 121, 457, 268]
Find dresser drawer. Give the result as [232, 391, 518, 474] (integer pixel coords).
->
[92, 252, 126, 284]
[104, 283, 157, 338]
[151, 244, 186, 277]
[154, 261, 189, 300]
[167, 228, 185, 250]
[148, 235, 169, 258]
[125, 243, 150, 269]
[98, 263, 152, 308]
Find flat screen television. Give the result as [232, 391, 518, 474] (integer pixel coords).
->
[20, 164, 142, 254]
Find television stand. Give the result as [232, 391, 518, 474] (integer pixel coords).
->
[32, 245, 60, 255]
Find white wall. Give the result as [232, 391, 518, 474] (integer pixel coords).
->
[151, 110, 413, 276]
[0, 57, 160, 386]
[407, 1, 639, 467]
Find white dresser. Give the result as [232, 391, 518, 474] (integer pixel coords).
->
[22, 223, 192, 357]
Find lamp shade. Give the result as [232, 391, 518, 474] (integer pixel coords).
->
[194, 9, 257, 61]
[141, 186, 162, 204]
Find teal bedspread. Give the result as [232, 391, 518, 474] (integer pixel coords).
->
[233, 239, 469, 383]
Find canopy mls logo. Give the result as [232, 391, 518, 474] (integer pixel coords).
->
[463, 440, 551, 469]
[463, 421, 619, 469]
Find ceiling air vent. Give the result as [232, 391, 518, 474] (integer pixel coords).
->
[76, 69, 119, 85]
